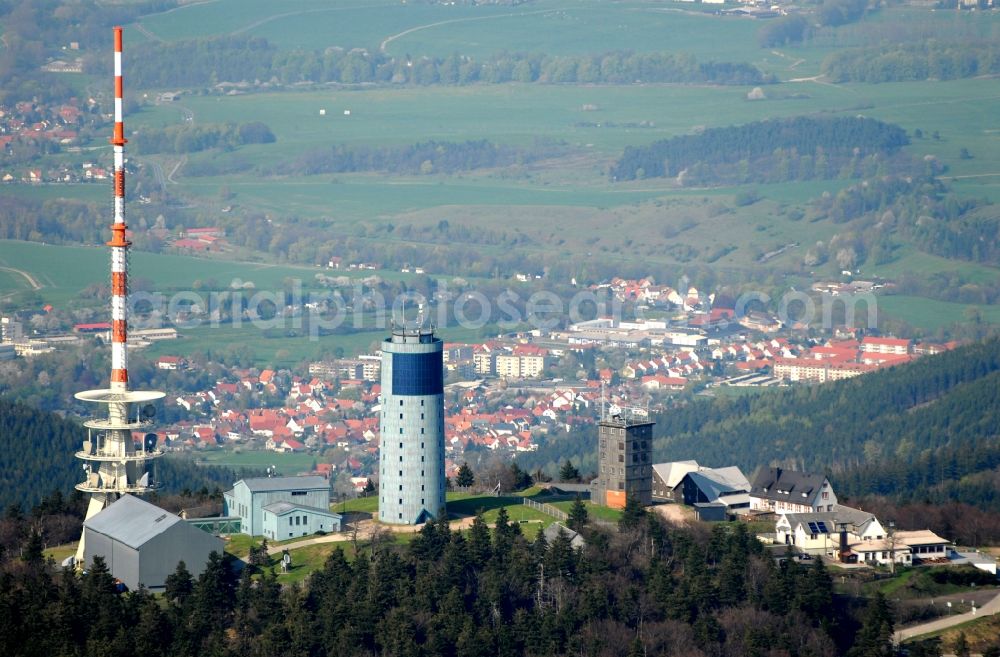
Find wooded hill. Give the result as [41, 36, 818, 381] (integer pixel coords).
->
[0, 399, 241, 511]
[609, 116, 910, 184]
[652, 338, 1000, 507]
[522, 338, 1000, 514]
[1, 508, 886, 657]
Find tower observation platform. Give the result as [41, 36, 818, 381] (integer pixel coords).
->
[378, 324, 446, 524]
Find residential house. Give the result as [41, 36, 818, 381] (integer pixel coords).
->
[750, 467, 837, 514]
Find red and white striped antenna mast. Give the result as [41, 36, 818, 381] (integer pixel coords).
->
[73, 27, 166, 566]
[110, 25, 129, 391]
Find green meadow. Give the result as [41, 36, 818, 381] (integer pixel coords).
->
[0, 239, 419, 305]
[10, 2, 998, 336]
[136, 0, 765, 63]
[875, 295, 1000, 333]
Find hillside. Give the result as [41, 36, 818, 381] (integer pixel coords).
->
[522, 338, 1000, 510]
[0, 399, 243, 511]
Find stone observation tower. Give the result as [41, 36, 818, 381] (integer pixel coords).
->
[74, 27, 165, 563]
[592, 405, 654, 510]
[378, 322, 446, 524]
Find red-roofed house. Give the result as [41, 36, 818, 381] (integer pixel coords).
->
[861, 336, 911, 355]
[156, 355, 185, 370]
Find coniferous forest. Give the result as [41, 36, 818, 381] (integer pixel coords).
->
[0, 398, 242, 511]
[0, 507, 895, 657]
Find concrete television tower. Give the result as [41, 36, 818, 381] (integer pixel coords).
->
[378, 320, 446, 524]
[74, 27, 165, 563]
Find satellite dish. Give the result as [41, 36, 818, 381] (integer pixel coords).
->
[608, 403, 622, 418]
[141, 404, 156, 419]
[144, 433, 157, 451]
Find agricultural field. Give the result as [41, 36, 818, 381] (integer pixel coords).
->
[9, 2, 1000, 337]
[0, 239, 420, 304]
[874, 295, 1000, 333]
[135, 0, 767, 63]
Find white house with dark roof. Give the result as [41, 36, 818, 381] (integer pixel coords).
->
[750, 467, 837, 514]
[776, 505, 885, 555]
[83, 494, 223, 590]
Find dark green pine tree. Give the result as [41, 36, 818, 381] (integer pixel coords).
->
[848, 592, 895, 657]
[559, 460, 580, 482]
[456, 463, 475, 488]
[618, 496, 647, 531]
[567, 495, 589, 531]
[468, 512, 493, 568]
[164, 560, 194, 608]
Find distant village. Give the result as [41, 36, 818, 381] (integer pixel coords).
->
[1, 272, 957, 502]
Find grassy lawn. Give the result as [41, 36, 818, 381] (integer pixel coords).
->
[336, 495, 379, 515]
[0, 240, 331, 306]
[0, 239, 458, 307]
[550, 499, 623, 523]
[43, 543, 79, 564]
[272, 540, 356, 585]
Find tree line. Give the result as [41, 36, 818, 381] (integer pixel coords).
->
[132, 122, 275, 155]
[822, 41, 1000, 83]
[273, 139, 562, 177]
[0, 505, 901, 657]
[95, 35, 773, 89]
[609, 116, 910, 183]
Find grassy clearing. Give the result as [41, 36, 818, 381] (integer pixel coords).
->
[273, 540, 356, 585]
[0, 269, 32, 296]
[549, 499, 623, 523]
[43, 543, 79, 564]
[861, 568, 998, 600]
[876, 295, 1000, 333]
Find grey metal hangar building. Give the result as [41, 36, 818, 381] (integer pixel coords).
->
[83, 494, 224, 590]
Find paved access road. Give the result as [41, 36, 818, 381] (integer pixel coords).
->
[895, 588, 1000, 642]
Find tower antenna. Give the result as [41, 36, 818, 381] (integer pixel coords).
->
[73, 27, 166, 565]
